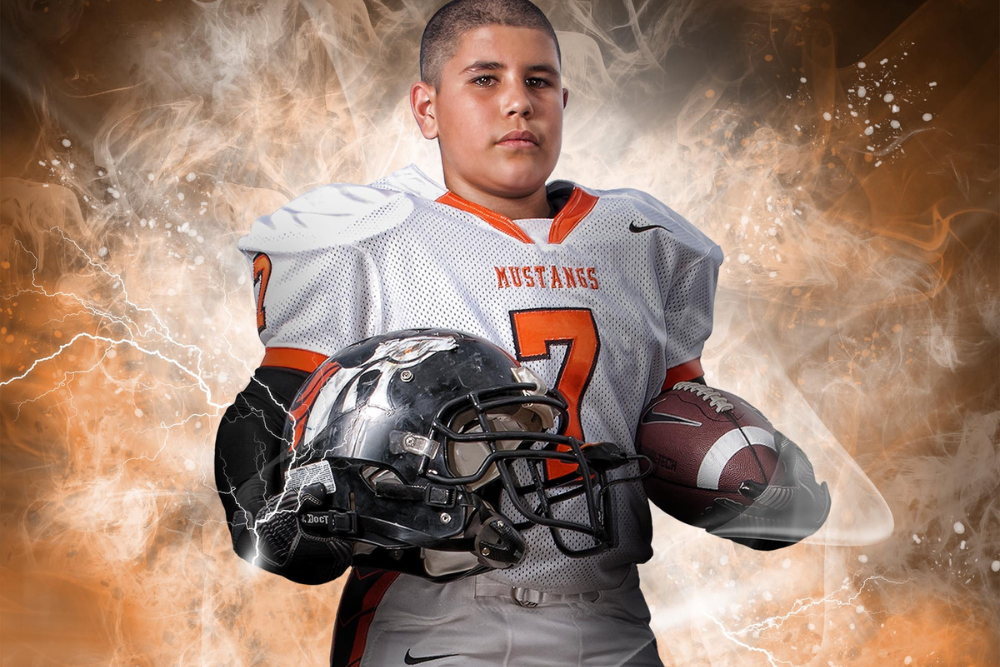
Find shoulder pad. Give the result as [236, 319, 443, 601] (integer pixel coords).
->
[243, 165, 446, 251]
[242, 182, 410, 251]
[370, 164, 447, 200]
[598, 186, 722, 259]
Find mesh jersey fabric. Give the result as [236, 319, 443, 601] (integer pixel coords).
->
[237, 164, 724, 594]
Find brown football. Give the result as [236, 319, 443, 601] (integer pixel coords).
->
[636, 382, 783, 527]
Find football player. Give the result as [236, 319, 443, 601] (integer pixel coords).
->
[214, 1, 830, 665]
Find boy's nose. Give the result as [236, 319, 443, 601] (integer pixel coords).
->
[503, 86, 533, 118]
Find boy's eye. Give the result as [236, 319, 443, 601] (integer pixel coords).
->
[472, 75, 497, 86]
[526, 78, 551, 88]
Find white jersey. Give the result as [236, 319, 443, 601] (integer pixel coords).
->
[238, 164, 723, 593]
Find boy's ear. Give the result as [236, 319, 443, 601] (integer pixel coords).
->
[410, 81, 438, 140]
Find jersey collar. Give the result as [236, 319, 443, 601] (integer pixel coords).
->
[436, 184, 598, 245]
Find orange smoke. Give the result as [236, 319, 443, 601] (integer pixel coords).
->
[2, 0, 997, 666]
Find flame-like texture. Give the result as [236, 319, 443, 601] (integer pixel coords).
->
[1, 1, 996, 665]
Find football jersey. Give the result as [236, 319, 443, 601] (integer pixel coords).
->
[238, 164, 723, 593]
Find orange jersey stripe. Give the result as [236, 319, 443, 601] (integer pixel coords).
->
[348, 570, 400, 665]
[261, 347, 328, 373]
[661, 358, 705, 391]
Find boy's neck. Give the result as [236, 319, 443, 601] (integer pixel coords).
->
[445, 178, 553, 221]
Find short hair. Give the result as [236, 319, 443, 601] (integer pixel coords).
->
[420, 0, 561, 89]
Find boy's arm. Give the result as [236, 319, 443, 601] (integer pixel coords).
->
[221, 186, 389, 584]
[644, 202, 830, 549]
[215, 366, 305, 521]
[215, 365, 353, 584]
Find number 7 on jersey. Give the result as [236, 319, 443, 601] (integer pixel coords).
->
[509, 308, 600, 478]
[252, 252, 272, 333]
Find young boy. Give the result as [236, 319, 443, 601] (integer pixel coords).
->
[215, 1, 829, 665]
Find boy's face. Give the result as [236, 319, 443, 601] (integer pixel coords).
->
[412, 25, 568, 202]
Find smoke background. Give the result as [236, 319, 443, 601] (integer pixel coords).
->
[1, 0, 996, 665]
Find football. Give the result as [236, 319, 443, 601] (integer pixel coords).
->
[636, 382, 783, 527]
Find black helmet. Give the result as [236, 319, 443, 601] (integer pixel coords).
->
[279, 329, 639, 579]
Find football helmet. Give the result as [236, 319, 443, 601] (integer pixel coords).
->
[278, 329, 640, 578]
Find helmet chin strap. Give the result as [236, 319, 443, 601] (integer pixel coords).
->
[474, 512, 527, 569]
[465, 498, 527, 570]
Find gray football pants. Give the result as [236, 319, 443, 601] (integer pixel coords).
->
[330, 565, 664, 667]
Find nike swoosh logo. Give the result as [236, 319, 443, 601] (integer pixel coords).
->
[629, 222, 669, 233]
[640, 411, 703, 427]
[404, 649, 459, 665]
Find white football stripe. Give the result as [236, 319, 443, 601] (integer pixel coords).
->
[696, 426, 776, 490]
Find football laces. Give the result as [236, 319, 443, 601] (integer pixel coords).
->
[670, 381, 734, 413]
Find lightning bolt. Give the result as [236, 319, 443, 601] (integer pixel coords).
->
[701, 574, 914, 666]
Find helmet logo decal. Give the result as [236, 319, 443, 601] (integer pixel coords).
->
[344, 335, 458, 413]
[293, 335, 460, 461]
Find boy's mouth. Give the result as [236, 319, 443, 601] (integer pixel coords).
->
[497, 130, 539, 147]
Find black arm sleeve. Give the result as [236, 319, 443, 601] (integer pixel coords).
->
[214, 365, 310, 528]
[214, 365, 354, 584]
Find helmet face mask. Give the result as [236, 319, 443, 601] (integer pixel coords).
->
[445, 404, 535, 485]
[280, 329, 639, 578]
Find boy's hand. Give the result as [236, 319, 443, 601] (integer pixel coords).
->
[234, 479, 353, 584]
[702, 431, 831, 550]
